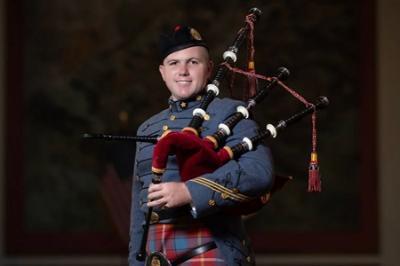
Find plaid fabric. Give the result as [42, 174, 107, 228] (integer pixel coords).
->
[147, 221, 226, 265]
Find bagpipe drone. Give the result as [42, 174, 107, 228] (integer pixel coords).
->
[83, 7, 329, 263]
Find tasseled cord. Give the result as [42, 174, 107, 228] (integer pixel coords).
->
[245, 14, 258, 99]
[308, 112, 322, 192]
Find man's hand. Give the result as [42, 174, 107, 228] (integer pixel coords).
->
[147, 182, 192, 209]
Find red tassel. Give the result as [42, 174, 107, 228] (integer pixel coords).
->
[308, 152, 321, 192]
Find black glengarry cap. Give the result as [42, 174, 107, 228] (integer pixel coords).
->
[159, 25, 208, 62]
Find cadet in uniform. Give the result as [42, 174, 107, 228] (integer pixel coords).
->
[128, 25, 274, 266]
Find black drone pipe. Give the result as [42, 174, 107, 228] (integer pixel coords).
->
[187, 7, 262, 131]
[208, 66, 290, 148]
[230, 96, 329, 158]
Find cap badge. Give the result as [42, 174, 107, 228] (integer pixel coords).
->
[190, 28, 202, 40]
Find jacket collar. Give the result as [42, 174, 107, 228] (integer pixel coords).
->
[168, 93, 205, 112]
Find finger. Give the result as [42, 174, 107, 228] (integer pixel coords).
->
[147, 198, 166, 208]
[148, 183, 162, 193]
[147, 190, 164, 202]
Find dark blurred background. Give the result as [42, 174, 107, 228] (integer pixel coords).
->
[1, 0, 399, 265]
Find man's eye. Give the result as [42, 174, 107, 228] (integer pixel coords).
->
[190, 60, 199, 64]
[168, 61, 177, 66]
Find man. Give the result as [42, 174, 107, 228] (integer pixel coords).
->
[129, 25, 274, 265]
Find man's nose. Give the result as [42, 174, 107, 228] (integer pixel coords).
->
[178, 64, 189, 75]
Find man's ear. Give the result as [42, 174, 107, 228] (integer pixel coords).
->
[159, 64, 165, 81]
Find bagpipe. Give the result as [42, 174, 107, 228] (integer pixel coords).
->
[83, 7, 329, 263]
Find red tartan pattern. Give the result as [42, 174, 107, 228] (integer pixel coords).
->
[147, 222, 226, 265]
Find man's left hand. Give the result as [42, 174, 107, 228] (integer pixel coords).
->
[147, 182, 192, 209]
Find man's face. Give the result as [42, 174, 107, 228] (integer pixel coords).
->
[159, 46, 213, 100]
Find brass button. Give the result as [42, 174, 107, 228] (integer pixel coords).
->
[180, 102, 187, 108]
[221, 193, 229, 199]
[169, 115, 176, 121]
[196, 95, 202, 101]
[150, 256, 161, 266]
[246, 256, 252, 262]
[150, 212, 159, 224]
[208, 199, 216, 206]
[162, 125, 169, 131]
[203, 114, 210, 121]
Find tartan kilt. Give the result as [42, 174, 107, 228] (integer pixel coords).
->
[147, 221, 226, 265]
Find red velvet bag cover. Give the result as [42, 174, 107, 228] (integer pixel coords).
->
[152, 129, 231, 181]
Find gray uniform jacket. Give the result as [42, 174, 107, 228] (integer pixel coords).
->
[128, 95, 274, 265]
